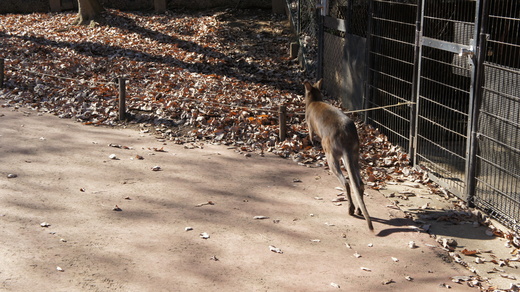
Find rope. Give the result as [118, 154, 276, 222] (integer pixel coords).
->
[293, 101, 415, 116]
[346, 101, 415, 114]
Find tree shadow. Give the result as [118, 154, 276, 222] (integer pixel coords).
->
[0, 9, 300, 93]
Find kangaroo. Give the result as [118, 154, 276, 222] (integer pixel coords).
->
[304, 80, 373, 231]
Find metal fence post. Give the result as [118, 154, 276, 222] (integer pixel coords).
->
[0, 59, 4, 88]
[363, 0, 374, 125]
[408, 0, 424, 164]
[465, 0, 489, 206]
[278, 105, 287, 141]
[118, 77, 126, 121]
[316, 0, 327, 81]
[297, 0, 301, 36]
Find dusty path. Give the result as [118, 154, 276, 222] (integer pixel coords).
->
[0, 106, 485, 291]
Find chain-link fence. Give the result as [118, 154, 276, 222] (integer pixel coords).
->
[285, 0, 319, 76]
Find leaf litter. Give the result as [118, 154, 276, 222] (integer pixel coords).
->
[0, 8, 416, 183]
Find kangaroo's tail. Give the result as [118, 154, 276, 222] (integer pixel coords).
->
[343, 151, 374, 231]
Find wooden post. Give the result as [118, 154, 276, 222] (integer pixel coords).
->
[118, 78, 126, 121]
[289, 42, 299, 59]
[278, 105, 287, 141]
[0, 59, 4, 88]
[154, 0, 166, 13]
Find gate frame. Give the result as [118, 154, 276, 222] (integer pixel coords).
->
[412, 0, 485, 203]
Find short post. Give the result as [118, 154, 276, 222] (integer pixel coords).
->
[118, 77, 126, 121]
[278, 105, 287, 141]
[289, 42, 299, 59]
[0, 59, 4, 88]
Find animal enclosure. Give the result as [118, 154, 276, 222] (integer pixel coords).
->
[287, 0, 520, 232]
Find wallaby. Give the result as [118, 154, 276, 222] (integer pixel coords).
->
[304, 80, 373, 231]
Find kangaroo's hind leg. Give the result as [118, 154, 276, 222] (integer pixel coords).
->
[325, 149, 356, 216]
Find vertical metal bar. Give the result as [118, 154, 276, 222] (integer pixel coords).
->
[346, 0, 353, 34]
[0, 59, 4, 88]
[413, 0, 427, 167]
[316, 4, 324, 82]
[363, 0, 374, 124]
[297, 0, 301, 36]
[118, 77, 126, 121]
[465, 0, 489, 206]
[409, 0, 423, 164]
[278, 105, 287, 141]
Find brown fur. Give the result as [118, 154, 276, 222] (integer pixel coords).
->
[304, 80, 373, 231]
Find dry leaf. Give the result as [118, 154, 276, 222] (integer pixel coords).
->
[461, 249, 479, 256]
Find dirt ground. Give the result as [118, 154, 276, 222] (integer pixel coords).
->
[0, 106, 518, 291]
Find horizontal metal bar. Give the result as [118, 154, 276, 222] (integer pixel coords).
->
[365, 117, 410, 141]
[372, 16, 416, 27]
[367, 67, 413, 85]
[418, 92, 469, 117]
[413, 155, 465, 198]
[484, 62, 520, 74]
[373, 0, 417, 7]
[366, 85, 413, 104]
[419, 75, 471, 96]
[421, 36, 472, 54]
[477, 156, 520, 181]
[482, 86, 520, 102]
[417, 115, 467, 139]
[477, 129, 520, 154]
[369, 51, 415, 66]
[488, 14, 520, 22]
[486, 39, 520, 49]
[370, 34, 416, 47]
[423, 15, 474, 27]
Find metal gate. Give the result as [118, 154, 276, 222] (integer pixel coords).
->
[414, 0, 480, 199]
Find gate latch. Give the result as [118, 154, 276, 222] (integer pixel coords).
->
[459, 47, 474, 58]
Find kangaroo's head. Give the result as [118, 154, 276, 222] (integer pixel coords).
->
[304, 79, 324, 105]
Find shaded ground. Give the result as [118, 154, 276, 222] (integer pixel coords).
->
[1, 104, 510, 292]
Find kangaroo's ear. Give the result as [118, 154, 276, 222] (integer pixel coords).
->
[315, 79, 323, 90]
[304, 81, 313, 92]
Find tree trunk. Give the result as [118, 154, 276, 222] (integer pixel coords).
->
[73, 0, 104, 25]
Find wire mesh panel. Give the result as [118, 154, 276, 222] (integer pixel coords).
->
[365, 0, 417, 151]
[473, 0, 520, 232]
[414, 0, 477, 198]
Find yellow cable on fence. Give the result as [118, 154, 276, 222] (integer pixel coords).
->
[345, 101, 415, 114]
[293, 101, 415, 116]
